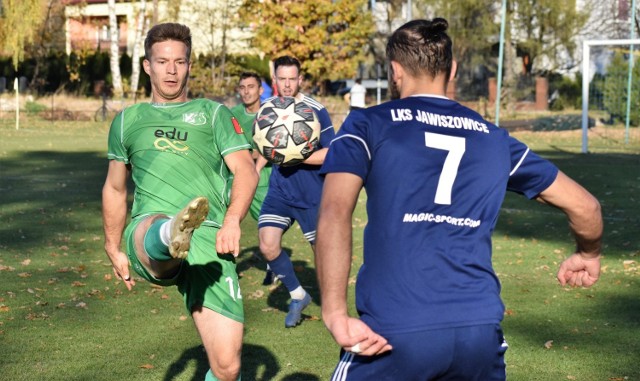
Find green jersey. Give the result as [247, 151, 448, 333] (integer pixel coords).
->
[230, 103, 272, 188]
[108, 99, 252, 227]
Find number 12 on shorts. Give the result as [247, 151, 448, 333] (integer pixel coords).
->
[225, 276, 243, 301]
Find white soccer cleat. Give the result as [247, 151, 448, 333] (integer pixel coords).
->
[169, 197, 209, 259]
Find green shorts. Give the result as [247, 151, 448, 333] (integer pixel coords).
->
[125, 216, 244, 323]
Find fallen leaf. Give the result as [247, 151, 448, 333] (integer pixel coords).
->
[544, 340, 553, 349]
[21, 259, 31, 266]
[139, 364, 154, 369]
[179, 315, 188, 321]
[18, 272, 32, 278]
[0, 306, 9, 312]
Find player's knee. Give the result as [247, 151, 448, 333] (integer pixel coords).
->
[210, 359, 240, 381]
[258, 238, 280, 260]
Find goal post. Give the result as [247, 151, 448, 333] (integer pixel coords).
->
[581, 39, 640, 153]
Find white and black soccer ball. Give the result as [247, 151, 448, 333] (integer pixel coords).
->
[253, 96, 320, 166]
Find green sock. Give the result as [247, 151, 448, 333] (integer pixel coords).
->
[205, 369, 241, 381]
[144, 218, 173, 261]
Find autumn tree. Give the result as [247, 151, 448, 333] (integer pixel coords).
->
[241, 0, 374, 86]
[0, 0, 44, 70]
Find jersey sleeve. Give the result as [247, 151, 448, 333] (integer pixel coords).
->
[316, 108, 335, 148]
[106, 111, 128, 163]
[506, 136, 558, 199]
[320, 110, 370, 180]
[213, 104, 252, 157]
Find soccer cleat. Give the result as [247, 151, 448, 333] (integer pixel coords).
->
[284, 293, 311, 328]
[262, 269, 278, 286]
[169, 197, 209, 259]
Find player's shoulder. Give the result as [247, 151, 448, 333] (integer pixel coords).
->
[298, 94, 327, 111]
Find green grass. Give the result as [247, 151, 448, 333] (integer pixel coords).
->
[0, 115, 638, 381]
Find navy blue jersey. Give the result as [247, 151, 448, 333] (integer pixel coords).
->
[266, 94, 335, 208]
[321, 95, 558, 335]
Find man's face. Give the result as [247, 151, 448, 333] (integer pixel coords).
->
[273, 65, 302, 97]
[143, 40, 191, 103]
[237, 77, 262, 108]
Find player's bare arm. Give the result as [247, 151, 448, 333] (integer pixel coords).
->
[317, 172, 392, 356]
[101, 160, 136, 290]
[218, 149, 259, 256]
[536, 170, 603, 287]
[302, 147, 328, 166]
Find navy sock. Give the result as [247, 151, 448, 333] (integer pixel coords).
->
[144, 218, 173, 261]
[267, 250, 301, 292]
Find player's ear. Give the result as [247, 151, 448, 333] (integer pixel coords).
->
[449, 60, 457, 82]
[143, 59, 151, 75]
[390, 61, 403, 82]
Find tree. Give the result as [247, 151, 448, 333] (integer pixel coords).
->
[108, 0, 123, 98]
[185, 0, 244, 95]
[603, 51, 640, 125]
[509, 0, 590, 73]
[0, 0, 44, 70]
[241, 0, 374, 85]
[130, 0, 148, 100]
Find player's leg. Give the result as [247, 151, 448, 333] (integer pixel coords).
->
[131, 197, 208, 279]
[193, 306, 243, 381]
[250, 186, 276, 285]
[180, 228, 244, 381]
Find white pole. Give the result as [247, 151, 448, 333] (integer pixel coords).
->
[14, 77, 19, 131]
[495, 0, 507, 126]
[581, 41, 589, 153]
[623, 0, 637, 144]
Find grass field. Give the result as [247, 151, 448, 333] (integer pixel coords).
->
[0, 113, 638, 381]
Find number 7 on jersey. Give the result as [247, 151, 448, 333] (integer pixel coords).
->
[424, 132, 466, 205]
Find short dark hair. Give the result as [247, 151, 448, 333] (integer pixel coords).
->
[144, 23, 192, 61]
[386, 18, 452, 79]
[273, 55, 301, 73]
[238, 71, 262, 86]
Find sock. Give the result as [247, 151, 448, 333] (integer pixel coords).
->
[205, 369, 241, 381]
[143, 218, 173, 261]
[289, 286, 307, 300]
[159, 219, 172, 246]
[267, 250, 303, 296]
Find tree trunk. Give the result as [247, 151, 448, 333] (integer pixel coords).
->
[108, 0, 123, 98]
[130, 0, 147, 101]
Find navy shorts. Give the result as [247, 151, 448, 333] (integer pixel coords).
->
[257, 195, 319, 244]
[331, 324, 508, 381]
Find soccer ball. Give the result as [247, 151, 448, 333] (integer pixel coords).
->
[253, 96, 321, 166]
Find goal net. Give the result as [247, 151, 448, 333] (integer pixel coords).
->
[581, 39, 640, 153]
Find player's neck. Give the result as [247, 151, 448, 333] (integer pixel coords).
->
[400, 77, 448, 98]
[245, 102, 260, 113]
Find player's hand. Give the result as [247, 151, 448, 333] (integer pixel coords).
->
[216, 217, 242, 257]
[106, 249, 135, 291]
[557, 253, 601, 287]
[324, 313, 392, 356]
